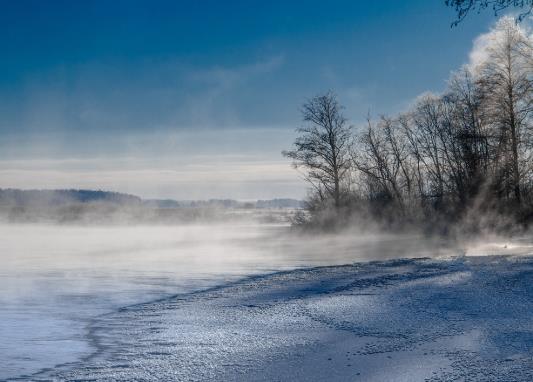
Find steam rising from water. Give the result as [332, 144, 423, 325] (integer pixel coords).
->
[1, 221, 532, 379]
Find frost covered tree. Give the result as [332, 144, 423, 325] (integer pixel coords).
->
[473, 17, 533, 205]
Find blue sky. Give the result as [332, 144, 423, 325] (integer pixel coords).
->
[0, 1, 498, 199]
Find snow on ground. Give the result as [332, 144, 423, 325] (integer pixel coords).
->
[25, 255, 533, 381]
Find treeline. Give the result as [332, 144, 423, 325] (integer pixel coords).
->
[0, 188, 143, 207]
[0, 188, 302, 224]
[284, 18, 532, 234]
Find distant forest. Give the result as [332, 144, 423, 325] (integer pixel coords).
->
[0, 189, 302, 224]
[284, 18, 532, 235]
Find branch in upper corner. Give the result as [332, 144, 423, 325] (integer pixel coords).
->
[445, 0, 533, 26]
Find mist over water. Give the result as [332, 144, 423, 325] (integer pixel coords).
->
[1, 220, 531, 380]
[0, 220, 448, 379]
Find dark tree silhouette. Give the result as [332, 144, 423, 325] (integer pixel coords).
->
[283, 92, 352, 209]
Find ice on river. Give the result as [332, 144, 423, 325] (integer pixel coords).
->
[1, 223, 532, 381]
[30, 255, 533, 381]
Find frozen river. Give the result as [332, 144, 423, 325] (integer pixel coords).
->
[0, 222, 519, 380]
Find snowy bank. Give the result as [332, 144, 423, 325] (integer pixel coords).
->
[29, 256, 533, 381]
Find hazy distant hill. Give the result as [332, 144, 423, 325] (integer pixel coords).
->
[255, 199, 304, 209]
[0, 189, 142, 207]
[0, 189, 303, 224]
[146, 198, 304, 209]
[0, 189, 302, 209]
[142, 199, 181, 209]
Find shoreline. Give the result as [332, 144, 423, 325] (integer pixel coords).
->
[9, 268, 310, 382]
[25, 254, 533, 381]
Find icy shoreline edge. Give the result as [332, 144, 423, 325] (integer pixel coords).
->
[25, 255, 533, 381]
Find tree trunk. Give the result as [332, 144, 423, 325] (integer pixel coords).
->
[509, 111, 521, 205]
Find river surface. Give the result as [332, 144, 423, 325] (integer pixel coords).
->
[0, 222, 459, 380]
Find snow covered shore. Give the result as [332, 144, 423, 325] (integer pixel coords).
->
[27, 255, 533, 381]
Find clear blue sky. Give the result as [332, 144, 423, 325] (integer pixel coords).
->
[0, 1, 499, 199]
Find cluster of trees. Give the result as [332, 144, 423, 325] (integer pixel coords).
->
[284, 18, 532, 233]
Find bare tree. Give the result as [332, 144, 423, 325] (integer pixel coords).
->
[409, 95, 448, 205]
[352, 117, 414, 214]
[283, 92, 352, 209]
